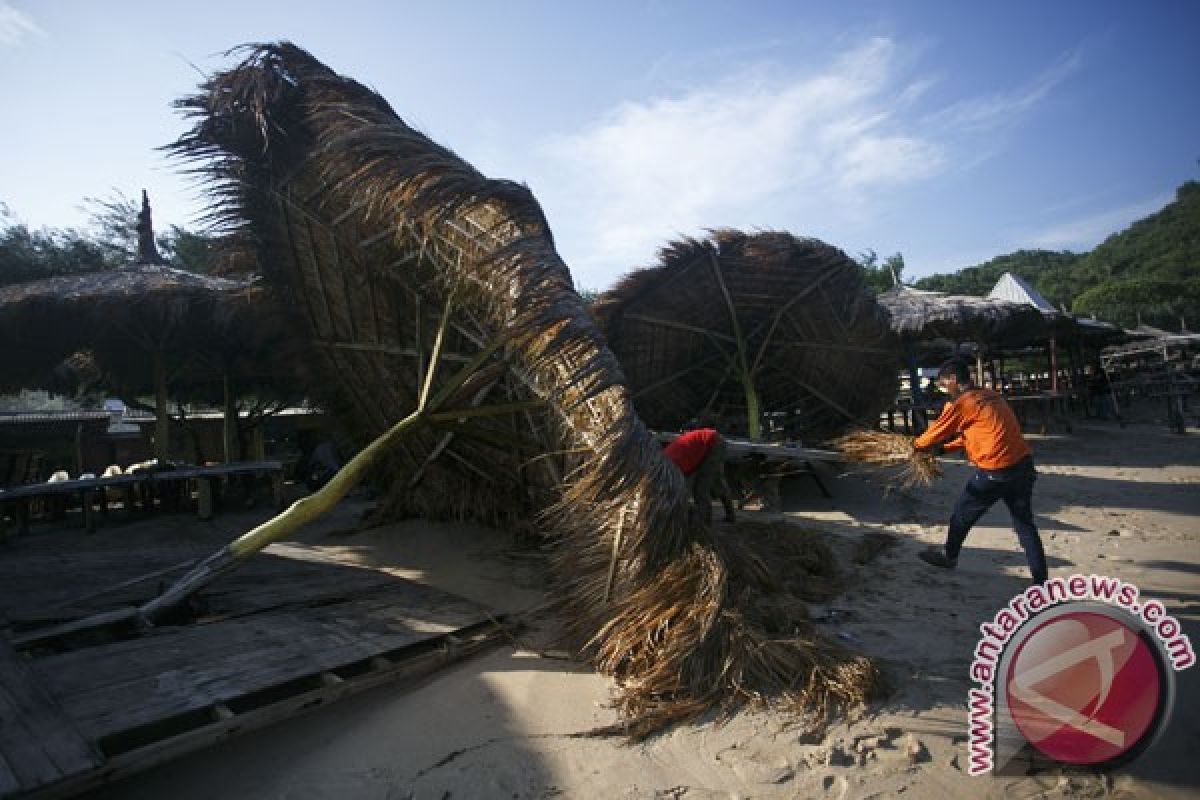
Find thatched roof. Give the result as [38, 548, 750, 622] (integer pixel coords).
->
[0, 262, 265, 394]
[168, 42, 883, 736]
[878, 284, 1049, 344]
[592, 230, 899, 443]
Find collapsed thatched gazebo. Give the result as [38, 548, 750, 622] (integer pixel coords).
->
[592, 231, 899, 443]
[0, 195, 279, 461]
[151, 41, 884, 736]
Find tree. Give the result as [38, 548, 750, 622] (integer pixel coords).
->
[855, 249, 904, 293]
[0, 204, 112, 286]
[1073, 277, 1200, 330]
[0, 195, 228, 286]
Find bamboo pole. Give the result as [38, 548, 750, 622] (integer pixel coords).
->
[707, 252, 761, 440]
[138, 319, 525, 625]
[139, 408, 425, 622]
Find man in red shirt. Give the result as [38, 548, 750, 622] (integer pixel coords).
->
[913, 359, 1048, 584]
[664, 428, 737, 526]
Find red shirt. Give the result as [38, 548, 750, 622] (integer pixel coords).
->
[664, 428, 720, 476]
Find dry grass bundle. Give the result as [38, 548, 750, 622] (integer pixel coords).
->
[581, 522, 886, 740]
[832, 429, 942, 490]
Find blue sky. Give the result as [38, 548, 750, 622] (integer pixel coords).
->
[1, 1, 1197, 290]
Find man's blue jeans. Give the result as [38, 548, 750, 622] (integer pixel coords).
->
[945, 456, 1048, 583]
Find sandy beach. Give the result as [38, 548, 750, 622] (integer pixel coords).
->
[83, 417, 1200, 800]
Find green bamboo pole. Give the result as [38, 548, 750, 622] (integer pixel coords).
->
[139, 408, 425, 622]
[138, 328, 522, 624]
[707, 252, 761, 440]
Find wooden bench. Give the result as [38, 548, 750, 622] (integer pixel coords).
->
[0, 461, 284, 538]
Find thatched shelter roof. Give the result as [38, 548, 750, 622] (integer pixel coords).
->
[592, 230, 899, 443]
[167, 41, 883, 736]
[0, 260, 263, 394]
[0, 188, 304, 408]
[878, 284, 1049, 345]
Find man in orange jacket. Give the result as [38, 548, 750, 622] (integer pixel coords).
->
[664, 428, 737, 526]
[913, 359, 1048, 584]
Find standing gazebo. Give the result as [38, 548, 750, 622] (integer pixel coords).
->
[0, 193, 281, 463]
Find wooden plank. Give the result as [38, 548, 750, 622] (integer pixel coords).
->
[36, 580, 489, 740]
[654, 431, 841, 463]
[0, 541, 395, 625]
[0, 639, 102, 795]
[32, 623, 507, 800]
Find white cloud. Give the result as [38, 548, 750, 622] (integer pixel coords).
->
[531, 38, 1085, 286]
[0, 2, 44, 46]
[541, 38, 947, 280]
[1022, 194, 1170, 250]
[926, 49, 1082, 133]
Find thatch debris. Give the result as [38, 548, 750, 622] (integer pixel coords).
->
[164, 41, 885, 737]
[592, 231, 899, 443]
[587, 520, 883, 740]
[831, 429, 942, 490]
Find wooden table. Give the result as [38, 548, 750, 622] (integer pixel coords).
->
[1005, 393, 1074, 435]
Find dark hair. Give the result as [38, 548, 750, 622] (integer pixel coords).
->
[938, 358, 972, 384]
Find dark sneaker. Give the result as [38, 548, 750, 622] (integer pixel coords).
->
[918, 549, 958, 570]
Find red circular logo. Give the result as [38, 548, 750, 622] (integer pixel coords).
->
[1005, 611, 1163, 765]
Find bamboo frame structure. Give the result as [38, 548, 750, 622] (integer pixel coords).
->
[130, 42, 886, 737]
[592, 230, 899, 443]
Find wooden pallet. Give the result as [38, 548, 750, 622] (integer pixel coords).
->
[0, 528, 509, 799]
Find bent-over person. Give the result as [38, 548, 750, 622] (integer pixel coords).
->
[664, 428, 737, 526]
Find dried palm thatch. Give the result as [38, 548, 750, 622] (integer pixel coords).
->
[158, 41, 884, 736]
[0, 262, 255, 391]
[877, 285, 1048, 347]
[831, 429, 942, 490]
[591, 231, 899, 443]
[0, 246, 296, 461]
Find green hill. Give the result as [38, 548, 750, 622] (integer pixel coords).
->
[913, 181, 1200, 329]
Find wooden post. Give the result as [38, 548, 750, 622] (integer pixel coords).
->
[1165, 345, 1185, 434]
[74, 423, 84, 476]
[153, 350, 169, 463]
[975, 352, 985, 389]
[903, 339, 926, 435]
[197, 478, 214, 521]
[1049, 337, 1059, 394]
[222, 371, 239, 464]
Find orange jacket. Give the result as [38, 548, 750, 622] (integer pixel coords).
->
[914, 389, 1030, 470]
